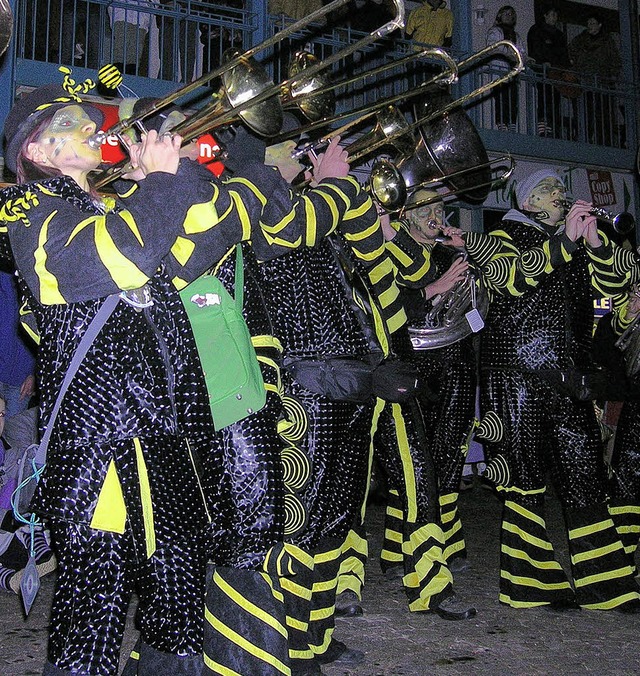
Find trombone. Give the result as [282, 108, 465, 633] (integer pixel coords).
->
[91, 0, 406, 187]
[289, 40, 524, 164]
[368, 155, 516, 213]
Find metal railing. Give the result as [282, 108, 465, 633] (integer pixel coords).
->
[10, 0, 640, 155]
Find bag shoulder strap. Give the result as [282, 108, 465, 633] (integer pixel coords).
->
[234, 243, 244, 311]
[36, 294, 120, 460]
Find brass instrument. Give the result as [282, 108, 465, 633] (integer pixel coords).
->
[370, 155, 515, 212]
[556, 198, 635, 235]
[289, 40, 524, 164]
[408, 255, 489, 350]
[0, 0, 12, 58]
[91, 0, 406, 187]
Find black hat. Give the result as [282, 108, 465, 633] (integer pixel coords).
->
[3, 83, 104, 174]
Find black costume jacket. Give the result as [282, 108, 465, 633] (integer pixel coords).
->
[466, 212, 638, 371]
[0, 159, 363, 530]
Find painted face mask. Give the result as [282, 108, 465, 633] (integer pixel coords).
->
[408, 198, 445, 240]
[526, 177, 565, 218]
[37, 105, 101, 166]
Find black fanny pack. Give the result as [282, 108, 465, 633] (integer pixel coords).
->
[536, 367, 614, 402]
[284, 357, 420, 404]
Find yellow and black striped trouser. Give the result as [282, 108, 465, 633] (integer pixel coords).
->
[204, 543, 314, 675]
[374, 399, 453, 611]
[608, 398, 640, 570]
[499, 491, 640, 609]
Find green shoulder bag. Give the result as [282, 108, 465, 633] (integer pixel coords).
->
[180, 245, 266, 430]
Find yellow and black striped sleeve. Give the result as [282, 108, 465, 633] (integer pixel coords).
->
[338, 202, 408, 337]
[610, 291, 635, 336]
[587, 233, 640, 298]
[223, 162, 365, 263]
[4, 163, 242, 304]
[469, 228, 578, 298]
[384, 222, 433, 289]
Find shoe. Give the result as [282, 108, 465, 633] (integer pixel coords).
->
[383, 565, 404, 582]
[334, 590, 363, 617]
[290, 659, 325, 675]
[448, 557, 470, 574]
[432, 594, 477, 621]
[545, 598, 581, 612]
[316, 639, 365, 665]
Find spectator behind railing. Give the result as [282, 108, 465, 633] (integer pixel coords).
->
[569, 12, 622, 147]
[485, 5, 526, 133]
[60, 0, 103, 68]
[156, 0, 199, 82]
[199, 0, 243, 77]
[405, 0, 453, 49]
[108, 0, 153, 75]
[526, 5, 570, 139]
[268, 0, 323, 22]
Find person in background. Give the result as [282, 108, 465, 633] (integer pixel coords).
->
[0, 394, 56, 595]
[108, 0, 152, 76]
[486, 5, 526, 132]
[156, 0, 199, 82]
[527, 4, 570, 138]
[405, 0, 453, 49]
[0, 268, 36, 419]
[568, 12, 622, 146]
[269, 0, 323, 22]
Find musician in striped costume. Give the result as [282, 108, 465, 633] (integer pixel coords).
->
[0, 78, 374, 676]
[336, 207, 477, 622]
[471, 169, 640, 612]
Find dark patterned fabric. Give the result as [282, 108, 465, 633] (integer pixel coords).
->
[262, 239, 374, 361]
[482, 221, 595, 371]
[48, 515, 205, 675]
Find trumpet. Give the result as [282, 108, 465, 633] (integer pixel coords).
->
[555, 199, 635, 235]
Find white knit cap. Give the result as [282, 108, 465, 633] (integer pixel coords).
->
[515, 169, 564, 209]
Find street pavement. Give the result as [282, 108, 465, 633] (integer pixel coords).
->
[1, 483, 639, 675]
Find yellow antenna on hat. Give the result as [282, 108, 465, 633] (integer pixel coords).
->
[59, 66, 96, 100]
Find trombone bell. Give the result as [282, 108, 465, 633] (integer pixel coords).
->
[286, 51, 336, 121]
[221, 50, 283, 137]
[401, 90, 491, 205]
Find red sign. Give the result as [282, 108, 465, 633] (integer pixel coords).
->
[587, 169, 616, 208]
[92, 102, 225, 176]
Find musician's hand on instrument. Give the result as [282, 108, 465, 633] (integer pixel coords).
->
[378, 211, 396, 240]
[423, 257, 469, 300]
[440, 226, 465, 248]
[565, 200, 595, 242]
[582, 216, 603, 248]
[138, 129, 182, 176]
[121, 141, 146, 181]
[309, 136, 349, 183]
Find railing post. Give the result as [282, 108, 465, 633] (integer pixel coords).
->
[0, 0, 17, 170]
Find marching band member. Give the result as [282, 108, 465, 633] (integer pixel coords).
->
[0, 75, 368, 676]
[473, 169, 640, 612]
[382, 189, 478, 575]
